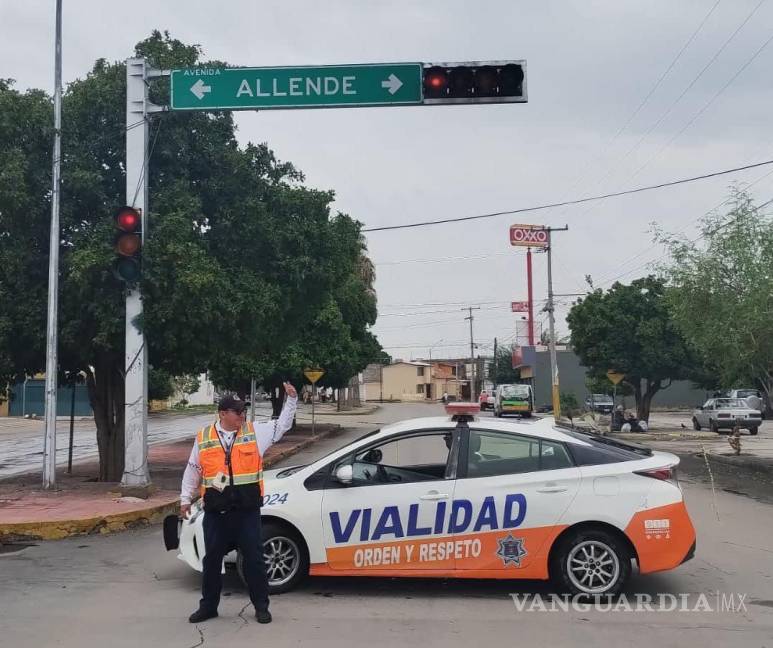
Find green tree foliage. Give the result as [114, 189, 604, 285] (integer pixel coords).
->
[656, 189, 773, 408]
[0, 32, 381, 478]
[488, 344, 521, 385]
[560, 392, 580, 422]
[567, 276, 694, 420]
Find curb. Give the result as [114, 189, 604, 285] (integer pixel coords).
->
[702, 451, 773, 476]
[0, 425, 340, 542]
[311, 404, 381, 416]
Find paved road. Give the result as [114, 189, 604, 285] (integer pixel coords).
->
[1, 402, 772, 647]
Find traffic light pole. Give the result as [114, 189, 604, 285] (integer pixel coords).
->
[121, 58, 151, 489]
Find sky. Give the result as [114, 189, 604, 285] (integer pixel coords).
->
[3, 0, 773, 363]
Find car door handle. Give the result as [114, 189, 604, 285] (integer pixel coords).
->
[420, 491, 449, 501]
[537, 485, 568, 494]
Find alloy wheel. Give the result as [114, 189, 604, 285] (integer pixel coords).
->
[566, 540, 621, 594]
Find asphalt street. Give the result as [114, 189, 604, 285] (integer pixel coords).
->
[0, 403, 277, 479]
[1, 402, 772, 647]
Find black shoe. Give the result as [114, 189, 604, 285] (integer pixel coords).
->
[255, 609, 272, 624]
[189, 607, 218, 623]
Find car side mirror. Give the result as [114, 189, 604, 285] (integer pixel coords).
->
[335, 464, 354, 484]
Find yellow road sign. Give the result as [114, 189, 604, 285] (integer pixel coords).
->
[606, 370, 625, 385]
[304, 369, 325, 384]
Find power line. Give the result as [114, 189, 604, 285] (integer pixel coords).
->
[553, 0, 723, 213]
[362, 158, 773, 232]
[628, 27, 773, 181]
[577, 0, 766, 200]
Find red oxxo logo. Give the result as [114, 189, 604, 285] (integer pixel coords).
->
[509, 225, 549, 247]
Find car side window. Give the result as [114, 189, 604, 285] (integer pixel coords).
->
[335, 431, 456, 488]
[466, 431, 573, 478]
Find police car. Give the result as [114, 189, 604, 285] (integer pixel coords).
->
[165, 403, 696, 596]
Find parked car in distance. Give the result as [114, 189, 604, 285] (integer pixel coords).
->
[726, 389, 765, 418]
[692, 398, 762, 435]
[584, 394, 614, 414]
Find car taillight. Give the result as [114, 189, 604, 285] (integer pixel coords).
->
[635, 466, 678, 484]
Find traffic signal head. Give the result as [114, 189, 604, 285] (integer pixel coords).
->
[114, 206, 141, 283]
[422, 61, 527, 105]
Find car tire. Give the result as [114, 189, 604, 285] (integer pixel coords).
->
[237, 520, 309, 594]
[692, 417, 701, 431]
[750, 427, 759, 436]
[551, 528, 631, 597]
[710, 419, 720, 433]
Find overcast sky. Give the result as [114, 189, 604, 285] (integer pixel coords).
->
[3, 0, 773, 363]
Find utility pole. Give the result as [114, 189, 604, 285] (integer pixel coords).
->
[462, 306, 480, 402]
[542, 226, 569, 419]
[43, 0, 63, 490]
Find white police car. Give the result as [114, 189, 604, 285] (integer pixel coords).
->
[165, 403, 696, 596]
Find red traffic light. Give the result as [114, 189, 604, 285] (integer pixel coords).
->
[113, 206, 142, 283]
[116, 206, 141, 232]
[423, 67, 448, 98]
[422, 61, 526, 104]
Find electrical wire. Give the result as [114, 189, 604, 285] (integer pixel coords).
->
[362, 158, 773, 232]
[575, 0, 766, 202]
[553, 0, 723, 214]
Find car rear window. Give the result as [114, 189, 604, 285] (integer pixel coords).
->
[561, 429, 651, 465]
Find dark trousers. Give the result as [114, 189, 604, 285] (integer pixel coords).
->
[201, 509, 269, 612]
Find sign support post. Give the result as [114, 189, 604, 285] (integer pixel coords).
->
[304, 369, 325, 435]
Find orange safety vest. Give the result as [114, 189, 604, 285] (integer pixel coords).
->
[196, 421, 264, 497]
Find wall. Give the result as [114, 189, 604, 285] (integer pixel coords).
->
[532, 349, 707, 410]
[382, 363, 429, 402]
[7, 379, 92, 417]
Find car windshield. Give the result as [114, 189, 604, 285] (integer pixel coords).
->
[590, 394, 613, 403]
[736, 390, 758, 398]
[501, 385, 530, 399]
[715, 398, 747, 408]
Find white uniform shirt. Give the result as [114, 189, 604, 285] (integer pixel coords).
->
[180, 396, 297, 505]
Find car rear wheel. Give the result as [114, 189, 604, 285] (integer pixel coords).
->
[750, 426, 759, 436]
[710, 419, 720, 433]
[692, 417, 701, 431]
[552, 529, 631, 597]
[237, 520, 309, 594]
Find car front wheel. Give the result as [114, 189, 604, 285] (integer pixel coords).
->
[710, 419, 720, 433]
[552, 529, 631, 597]
[692, 417, 701, 431]
[237, 520, 309, 594]
[750, 426, 759, 436]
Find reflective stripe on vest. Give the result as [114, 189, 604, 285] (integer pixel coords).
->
[196, 422, 263, 496]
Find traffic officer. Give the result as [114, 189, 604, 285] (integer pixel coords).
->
[181, 383, 298, 624]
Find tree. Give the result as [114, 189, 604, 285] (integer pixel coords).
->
[488, 344, 521, 385]
[560, 392, 580, 422]
[567, 276, 695, 421]
[656, 189, 773, 410]
[0, 32, 381, 479]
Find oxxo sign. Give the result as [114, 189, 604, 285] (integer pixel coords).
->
[509, 224, 549, 248]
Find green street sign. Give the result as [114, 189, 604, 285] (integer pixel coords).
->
[170, 63, 423, 111]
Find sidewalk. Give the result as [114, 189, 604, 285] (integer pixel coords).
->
[565, 412, 773, 475]
[0, 422, 341, 542]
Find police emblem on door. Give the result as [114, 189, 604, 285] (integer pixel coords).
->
[496, 533, 527, 567]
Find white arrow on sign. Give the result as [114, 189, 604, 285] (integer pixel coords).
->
[190, 79, 212, 100]
[381, 74, 403, 95]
